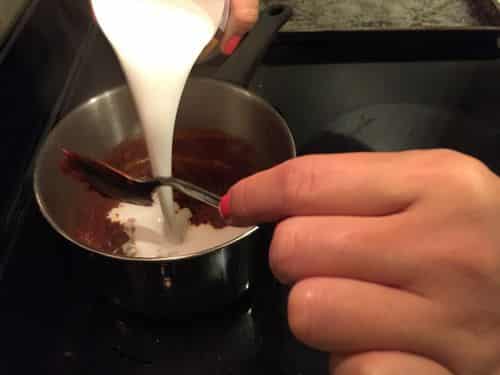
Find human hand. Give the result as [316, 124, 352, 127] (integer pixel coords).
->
[221, 0, 259, 55]
[219, 150, 500, 375]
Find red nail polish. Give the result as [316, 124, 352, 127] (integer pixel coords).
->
[219, 193, 231, 219]
[223, 35, 241, 55]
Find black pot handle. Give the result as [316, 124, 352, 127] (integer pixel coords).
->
[213, 4, 292, 88]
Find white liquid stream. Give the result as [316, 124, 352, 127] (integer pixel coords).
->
[91, 0, 250, 257]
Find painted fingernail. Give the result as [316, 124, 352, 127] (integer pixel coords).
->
[219, 193, 232, 219]
[222, 35, 241, 55]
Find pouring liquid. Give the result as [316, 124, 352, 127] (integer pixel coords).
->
[91, 0, 226, 243]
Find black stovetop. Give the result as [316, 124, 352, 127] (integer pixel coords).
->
[3, 1, 500, 375]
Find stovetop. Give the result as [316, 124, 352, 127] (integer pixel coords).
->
[3, 1, 500, 375]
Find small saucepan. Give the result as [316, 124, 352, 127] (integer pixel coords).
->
[33, 5, 295, 318]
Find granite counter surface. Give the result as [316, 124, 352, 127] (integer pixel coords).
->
[1, 1, 499, 44]
[0, 0, 30, 46]
[262, 0, 500, 31]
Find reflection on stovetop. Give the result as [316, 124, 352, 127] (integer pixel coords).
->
[298, 102, 500, 176]
[62, 293, 259, 373]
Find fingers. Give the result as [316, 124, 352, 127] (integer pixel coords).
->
[330, 352, 453, 375]
[223, 153, 419, 226]
[221, 0, 259, 54]
[288, 278, 442, 355]
[269, 216, 417, 287]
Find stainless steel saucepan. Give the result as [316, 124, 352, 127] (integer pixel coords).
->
[33, 5, 295, 318]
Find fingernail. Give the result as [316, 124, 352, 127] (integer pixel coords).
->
[219, 193, 232, 219]
[222, 35, 241, 55]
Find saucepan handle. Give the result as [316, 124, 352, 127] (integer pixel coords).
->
[213, 4, 292, 88]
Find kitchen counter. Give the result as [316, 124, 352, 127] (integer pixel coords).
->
[263, 0, 500, 30]
[0, 0, 29, 46]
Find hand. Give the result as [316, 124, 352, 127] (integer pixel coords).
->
[219, 150, 500, 375]
[221, 0, 259, 55]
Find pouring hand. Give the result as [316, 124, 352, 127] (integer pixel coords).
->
[221, 0, 259, 55]
[220, 150, 500, 375]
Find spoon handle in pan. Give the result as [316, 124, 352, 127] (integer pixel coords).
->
[158, 177, 221, 209]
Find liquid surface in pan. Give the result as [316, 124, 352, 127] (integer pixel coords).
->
[71, 128, 256, 259]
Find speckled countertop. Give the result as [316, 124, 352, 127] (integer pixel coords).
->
[0, 1, 499, 50]
[0, 0, 29, 46]
[262, 0, 500, 31]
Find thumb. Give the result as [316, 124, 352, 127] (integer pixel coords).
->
[221, 0, 259, 54]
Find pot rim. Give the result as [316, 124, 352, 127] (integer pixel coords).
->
[33, 80, 296, 263]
